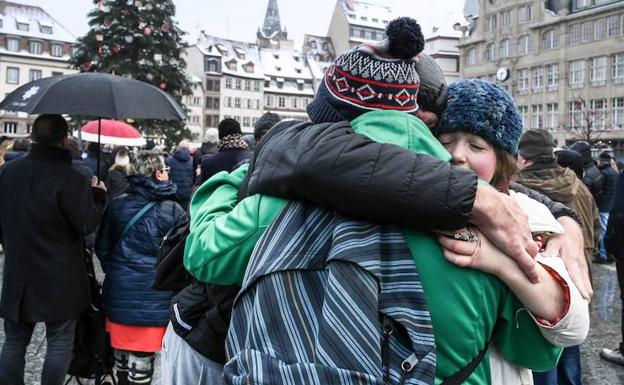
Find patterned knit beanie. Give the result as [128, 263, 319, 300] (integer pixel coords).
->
[307, 17, 425, 123]
[433, 79, 523, 155]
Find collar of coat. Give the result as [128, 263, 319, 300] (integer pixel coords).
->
[27, 143, 72, 164]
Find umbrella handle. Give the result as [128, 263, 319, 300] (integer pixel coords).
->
[96, 118, 101, 181]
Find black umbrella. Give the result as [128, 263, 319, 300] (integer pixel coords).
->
[0, 72, 187, 177]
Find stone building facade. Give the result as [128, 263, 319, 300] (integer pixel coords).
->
[458, 0, 624, 155]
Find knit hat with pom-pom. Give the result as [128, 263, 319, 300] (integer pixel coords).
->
[307, 17, 425, 123]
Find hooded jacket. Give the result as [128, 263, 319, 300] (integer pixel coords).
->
[516, 162, 601, 278]
[96, 175, 187, 326]
[597, 163, 618, 212]
[166, 148, 195, 206]
[570, 142, 604, 199]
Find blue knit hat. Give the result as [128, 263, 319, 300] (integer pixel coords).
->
[307, 17, 425, 123]
[433, 79, 523, 155]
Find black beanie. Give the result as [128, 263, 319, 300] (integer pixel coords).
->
[218, 118, 241, 139]
[599, 151, 612, 162]
[556, 149, 584, 179]
[518, 129, 555, 161]
[254, 112, 281, 141]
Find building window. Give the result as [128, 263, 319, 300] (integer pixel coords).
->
[278, 96, 285, 107]
[29, 69, 42, 81]
[29, 41, 42, 55]
[50, 43, 63, 57]
[569, 60, 585, 88]
[244, 79, 251, 91]
[568, 23, 581, 45]
[568, 101, 584, 130]
[582, 21, 593, 42]
[225, 77, 232, 88]
[40, 25, 52, 34]
[253, 81, 260, 91]
[266, 95, 273, 107]
[206, 79, 213, 91]
[518, 5, 532, 23]
[542, 29, 558, 50]
[613, 53, 624, 83]
[485, 15, 496, 32]
[466, 47, 477, 65]
[518, 106, 529, 129]
[517, 35, 532, 55]
[590, 56, 607, 85]
[500, 9, 512, 27]
[546, 103, 558, 132]
[213, 97, 219, 109]
[499, 39, 511, 58]
[590, 99, 608, 130]
[235, 79, 241, 89]
[16, 22, 29, 31]
[531, 105, 543, 129]
[613, 97, 624, 128]
[3, 122, 17, 134]
[531, 67, 543, 91]
[6, 67, 19, 84]
[7, 38, 19, 52]
[292, 98, 298, 108]
[234, 97, 241, 108]
[246, 98, 252, 109]
[243, 116, 251, 127]
[484, 43, 495, 62]
[607, 15, 619, 37]
[255, 99, 260, 109]
[594, 18, 607, 40]
[226, 96, 232, 107]
[206, 97, 213, 109]
[51, 71, 63, 76]
[546, 63, 559, 90]
[208, 61, 218, 72]
[517, 69, 529, 93]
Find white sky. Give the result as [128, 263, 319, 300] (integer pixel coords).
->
[27, 0, 465, 46]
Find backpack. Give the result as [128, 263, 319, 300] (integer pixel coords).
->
[153, 219, 192, 291]
[224, 202, 486, 385]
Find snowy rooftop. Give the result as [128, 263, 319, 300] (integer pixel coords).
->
[264, 79, 315, 96]
[306, 55, 332, 80]
[259, 48, 313, 81]
[342, 0, 392, 30]
[0, 2, 76, 43]
[198, 33, 264, 79]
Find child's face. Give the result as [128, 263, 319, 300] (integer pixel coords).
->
[438, 132, 497, 182]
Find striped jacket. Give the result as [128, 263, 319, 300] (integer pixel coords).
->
[224, 201, 436, 385]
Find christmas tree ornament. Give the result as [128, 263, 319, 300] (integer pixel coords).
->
[144, 26, 152, 35]
[146, 73, 154, 81]
[160, 23, 171, 33]
[160, 82, 167, 89]
[95, 33, 104, 42]
[145, 3, 153, 11]
[124, 35, 134, 43]
[138, 21, 146, 29]
[112, 44, 121, 53]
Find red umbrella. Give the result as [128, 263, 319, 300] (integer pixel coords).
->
[81, 119, 146, 147]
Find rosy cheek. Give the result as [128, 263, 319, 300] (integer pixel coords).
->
[468, 157, 496, 182]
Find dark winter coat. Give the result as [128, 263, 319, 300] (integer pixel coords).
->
[0, 144, 106, 322]
[193, 142, 218, 169]
[199, 149, 252, 185]
[245, 120, 578, 230]
[83, 151, 110, 181]
[597, 163, 619, 212]
[605, 171, 624, 261]
[105, 166, 130, 202]
[166, 148, 195, 207]
[72, 159, 94, 181]
[95, 175, 187, 326]
[169, 281, 240, 364]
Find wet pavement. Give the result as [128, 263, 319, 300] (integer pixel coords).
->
[0, 253, 622, 384]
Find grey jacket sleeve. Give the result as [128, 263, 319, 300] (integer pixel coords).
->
[247, 120, 478, 231]
[510, 181, 582, 225]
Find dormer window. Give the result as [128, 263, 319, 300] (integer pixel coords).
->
[40, 22, 53, 34]
[295, 68, 302, 74]
[294, 56, 300, 62]
[275, 66, 281, 71]
[17, 22, 29, 31]
[273, 53, 279, 59]
[216, 44, 228, 55]
[225, 58, 237, 71]
[361, 16, 368, 21]
[372, 18, 378, 23]
[244, 61, 254, 73]
[234, 47, 246, 59]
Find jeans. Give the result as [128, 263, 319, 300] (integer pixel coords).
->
[599, 212, 610, 259]
[0, 318, 77, 385]
[533, 345, 582, 385]
[161, 323, 223, 385]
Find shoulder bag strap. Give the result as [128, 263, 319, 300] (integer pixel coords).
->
[440, 340, 491, 385]
[120, 201, 157, 240]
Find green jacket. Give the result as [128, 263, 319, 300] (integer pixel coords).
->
[184, 110, 561, 384]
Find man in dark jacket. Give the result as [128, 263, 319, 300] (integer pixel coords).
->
[0, 114, 106, 385]
[198, 119, 252, 185]
[601, 169, 624, 366]
[596, 152, 619, 262]
[570, 141, 605, 201]
[166, 140, 195, 209]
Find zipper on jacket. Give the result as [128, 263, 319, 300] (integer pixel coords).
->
[398, 353, 419, 385]
[382, 316, 394, 385]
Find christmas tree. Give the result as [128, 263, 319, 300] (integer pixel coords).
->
[71, 0, 192, 147]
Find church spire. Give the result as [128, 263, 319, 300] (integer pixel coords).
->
[260, 0, 282, 38]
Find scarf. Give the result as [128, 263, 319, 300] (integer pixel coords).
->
[218, 134, 248, 151]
